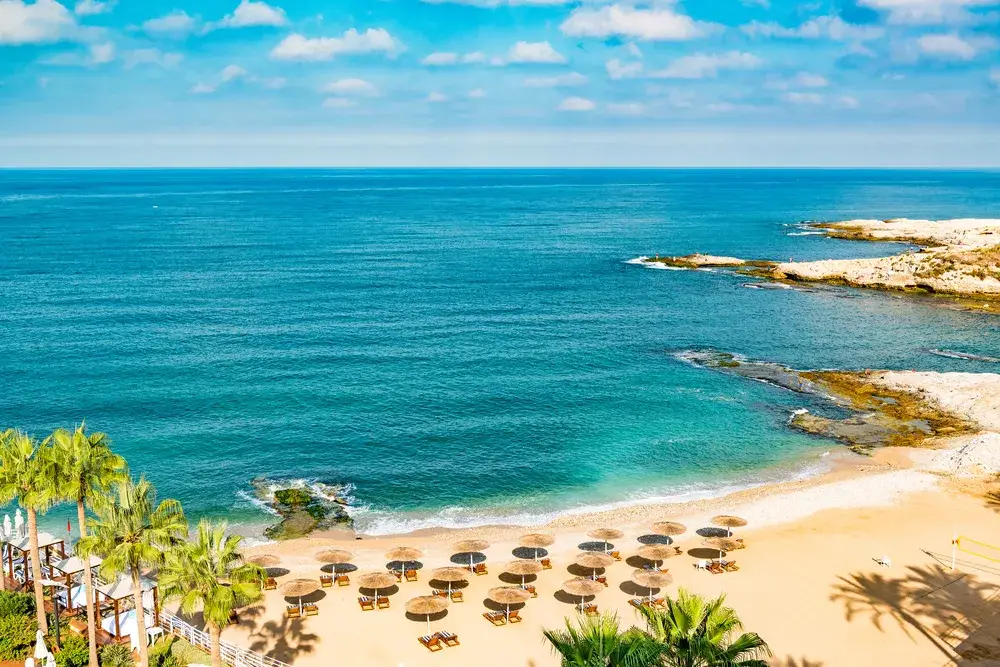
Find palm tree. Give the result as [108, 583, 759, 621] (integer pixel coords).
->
[637, 589, 771, 667]
[544, 612, 666, 667]
[0, 429, 57, 633]
[48, 424, 127, 667]
[78, 476, 186, 667]
[160, 520, 265, 667]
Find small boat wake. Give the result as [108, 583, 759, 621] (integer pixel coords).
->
[928, 349, 1000, 364]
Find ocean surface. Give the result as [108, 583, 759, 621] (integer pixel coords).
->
[2, 169, 999, 537]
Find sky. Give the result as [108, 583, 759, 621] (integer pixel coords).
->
[1, 0, 999, 166]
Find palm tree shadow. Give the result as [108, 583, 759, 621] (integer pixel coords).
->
[984, 490, 1000, 513]
[248, 614, 320, 663]
[775, 657, 824, 667]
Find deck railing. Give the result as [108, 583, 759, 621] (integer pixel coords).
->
[158, 610, 293, 667]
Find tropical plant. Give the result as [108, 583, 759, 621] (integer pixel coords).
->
[543, 612, 666, 667]
[48, 423, 128, 667]
[0, 590, 36, 618]
[54, 633, 91, 667]
[99, 642, 135, 667]
[0, 428, 57, 632]
[159, 520, 264, 667]
[636, 589, 771, 667]
[0, 613, 38, 660]
[78, 476, 187, 667]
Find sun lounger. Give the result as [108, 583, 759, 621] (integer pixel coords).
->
[540, 558, 552, 570]
[519, 584, 538, 598]
[319, 575, 333, 588]
[405, 569, 418, 582]
[391, 569, 403, 582]
[595, 576, 608, 587]
[263, 577, 277, 590]
[707, 562, 725, 575]
[609, 550, 622, 561]
[435, 631, 460, 647]
[286, 605, 301, 619]
[418, 635, 443, 652]
[357, 596, 375, 611]
[432, 589, 448, 598]
[734, 538, 746, 549]
[335, 574, 350, 586]
[450, 590, 464, 602]
[674, 546, 682, 555]
[473, 563, 488, 576]
[483, 611, 506, 626]
[652, 598, 666, 607]
[628, 598, 645, 610]
[578, 603, 598, 617]
[722, 560, 739, 572]
[304, 604, 319, 616]
[376, 596, 390, 609]
[694, 559, 709, 571]
[507, 610, 522, 624]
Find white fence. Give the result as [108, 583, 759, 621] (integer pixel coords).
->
[157, 610, 293, 667]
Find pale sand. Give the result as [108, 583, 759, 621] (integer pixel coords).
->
[217, 372, 1000, 667]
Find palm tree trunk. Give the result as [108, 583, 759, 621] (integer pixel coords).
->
[27, 508, 48, 634]
[208, 621, 223, 667]
[131, 566, 150, 667]
[0, 544, 6, 591]
[78, 500, 99, 667]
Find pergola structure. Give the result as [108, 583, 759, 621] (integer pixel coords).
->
[0, 532, 67, 589]
[96, 576, 160, 643]
[49, 555, 104, 613]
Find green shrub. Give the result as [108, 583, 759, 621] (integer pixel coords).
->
[0, 590, 36, 618]
[54, 634, 90, 667]
[168, 637, 211, 667]
[99, 643, 134, 667]
[0, 614, 38, 661]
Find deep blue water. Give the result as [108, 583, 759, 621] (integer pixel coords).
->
[2, 169, 999, 535]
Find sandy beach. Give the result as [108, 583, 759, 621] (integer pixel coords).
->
[219, 371, 1000, 667]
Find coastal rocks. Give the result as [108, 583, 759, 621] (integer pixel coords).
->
[250, 478, 354, 540]
[638, 254, 755, 269]
[928, 433, 1000, 477]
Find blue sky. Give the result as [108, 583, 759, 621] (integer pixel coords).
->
[1, 0, 999, 165]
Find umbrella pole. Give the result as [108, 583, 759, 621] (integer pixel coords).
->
[426, 614, 430, 635]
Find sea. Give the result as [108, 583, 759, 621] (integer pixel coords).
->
[2, 168, 999, 539]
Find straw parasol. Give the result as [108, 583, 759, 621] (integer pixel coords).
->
[703, 537, 742, 560]
[452, 539, 490, 569]
[316, 549, 353, 579]
[711, 515, 748, 537]
[518, 533, 555, 560]
[430, 567, 469, 595]
[358, 571, 398, 601]
[562, 578, 604, 606]
[406, 595, 449, 634]
[631, 569, 674, 603]
[637, 544, 678, 564]
[504, 559, 543, 586]
[246, 554, 280, 568]
[280, 579, 319, 614]
[575, 552, 614, 579]
[651, 521, 687, 537]
[385, 546, 424, 574]
[587, 528, 624, 554]
[488, 586, 531, 618]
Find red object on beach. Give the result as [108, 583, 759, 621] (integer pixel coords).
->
[67, 520, 72, 533]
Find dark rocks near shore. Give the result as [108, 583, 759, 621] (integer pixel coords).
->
[250, 478, 354, 540]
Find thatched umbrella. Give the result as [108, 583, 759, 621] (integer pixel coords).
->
[574, 552, 615, 580]
[488, 586, 531, 618]
[637, 544, 678, 566]
[280, 579, 319, 614]
[504, 559, 543, 586]
[518, 533, 555, 560]
[631, 569, 673, 604]
[406, 595, 449, 634]
[316, 549, 353, 580]
[246, 554, 280, 567]
[430, 567, 469, 596]
[703, 537, 742, 561]
[587, 528, 624, 554]
[385, 546, 424, 574]
[358, 571, 399, 602]
[651, 521, 687, 537]
[711, 515, 748, 537]
[562, 578, 604, 607]
[452, 539, 490, 569]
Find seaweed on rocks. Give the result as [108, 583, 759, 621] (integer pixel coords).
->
[250, 478, 354, 540]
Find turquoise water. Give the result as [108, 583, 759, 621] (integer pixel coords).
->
[2, 169, 999, 536]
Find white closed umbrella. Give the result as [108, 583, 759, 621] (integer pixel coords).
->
[15, 510, 25, 539]
[34, 630, 50, 661]
[3, 514, 11, 539]
[46, 655, 56, 667]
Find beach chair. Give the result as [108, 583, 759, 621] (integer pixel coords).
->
[304, 604, 319, 616]
[722, 560, 739, 573]
[391, 569, 403, 582]
[734, 538, 746, 550]
[320, 575, 333, 588]
[377, 596, 390, 609]
[473, 563, 488, 576]
[335, 574, 350, 586]
[432, 589, 449, 599]
[707, 562, 725, 575]
[628, 598, 644, 610]
[436, 631, 460, 647]
[507, 610, 522, 624]
[69, 619, 88, 636]
[357, 596, 375, 611]
[595, 576, 608, 587]
[286, 605, 301, 619]
[418, 635, 443, 652]
[450, 590, 464, 603]
[652, 598, 666, 607]
[263, 577, 277, 591]
[520, 584, 538, 598]
[483, 611, 506, 626]
[694, 559, 709, 571]
[609, 550, 622, 562]
[674, 546, 683, 555]
[578, 603, 598, 617]
[540, 558, 552, 570]
[405, 569, 418, 582]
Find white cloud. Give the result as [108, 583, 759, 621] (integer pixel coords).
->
[916, 32, 993, 59]
[524, 71, 588, 87]
[259, 76, 286, 89]
[0, 0, 76, 45]
[857, 0, 996, 25]
[421, 0, 571, 5]
[794, 72, 829, 87]
[422, 52, 458, 66]
[271, 28, 398, 61]
[211, 0, 286, 29]
[220, 64, 248, 81]
[561, 4, 710, 41]
[651, 51, 762, 79]
[607, 102, 645, 115]
[558, 96, 595, 111]
[838, 95, 861, 108]
[74, 0, 112, 16]
[89, 41, 113, 63]
[783, 91, 824, 104]
[742, 16, 884, 41]
[463, 51, 488, 64]
[427, 92, 448, 102]
[606, 58, 643, 80]
[322, 97, 356, 108]
[507, 41, 566, 64]
[468, 88, 487, 98]
[122, 48, 183, 68]
[141, 10, 198, 37]
[625, 42, 643, 59]
[40, 40, 114, 66]
[991, 67, 1000, 86]
[323, 78, 379, 96]
[190, 82, 216, 94]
